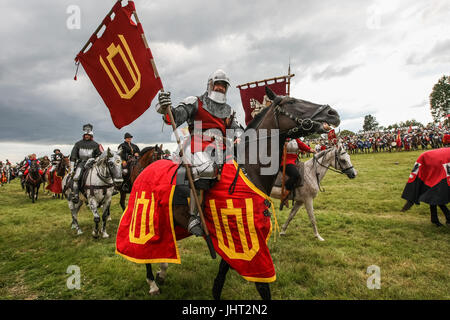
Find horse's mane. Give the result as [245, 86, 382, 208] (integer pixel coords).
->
[245, 106, 271, 130]
[140, 146, 159, 157]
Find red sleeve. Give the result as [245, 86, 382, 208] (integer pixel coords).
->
[296, 139, 312, 152]
[164, 113, 172, 125]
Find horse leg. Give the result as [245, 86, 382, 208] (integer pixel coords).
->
[88, 196, 101, 238]
[155, 263, 169, 284]
[146, 264, 161, 295]
[305, 197, 324, 241]
[438, 204, 450, 225]
[280, 201, 302, 235]
[68, 200, 83, 235]
[101, 207, 110, 238]
[119, 191, 126, 212]
[255, 282, 271, 300]
[430, 205, 443, 227]
[212, 258, 230, 300]
[31, 186, 35, 203]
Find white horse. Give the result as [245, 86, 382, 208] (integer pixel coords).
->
[62, 148, 123, 238]
[271, 144, 357, 241]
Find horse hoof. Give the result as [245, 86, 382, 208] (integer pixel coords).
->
[102, 232, 109, 239]
[92, 230, 99, 238]
[107, 216, 112, 221]
[280, 231, 286, 236]
[77, 229, 83, 235]
[149, 288, 160, 296]
[155, 272, 165, 285]
[317, 236, 325, 241]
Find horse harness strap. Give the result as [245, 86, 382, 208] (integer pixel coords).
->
[83, 184, 114, 197]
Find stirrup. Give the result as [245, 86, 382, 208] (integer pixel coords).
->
[188, 215, 204, 237]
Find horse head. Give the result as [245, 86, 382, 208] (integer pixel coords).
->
[104, 148, 123, 186]
[332, 144, 357, 179]
[263, 86, 341, 137]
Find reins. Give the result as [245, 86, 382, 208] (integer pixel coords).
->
[312, 147, 354, 192]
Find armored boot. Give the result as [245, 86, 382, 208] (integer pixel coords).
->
[72, 181, 80, 203]
[188, 189, 204, 237]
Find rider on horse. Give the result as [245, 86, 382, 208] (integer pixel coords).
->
[156, 69, 241, 236]
[69, 124, 102, 203]
[23, 154, 43, 176]
[118, 132, 140, 192]
[49, 149, 63, 183]
[280, 138, 316, 206]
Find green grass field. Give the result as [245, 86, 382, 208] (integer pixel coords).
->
[1, 149, 449, 300]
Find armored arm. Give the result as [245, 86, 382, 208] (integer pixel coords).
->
[157, 92, 198, 128]
[70, 143, 79, 163]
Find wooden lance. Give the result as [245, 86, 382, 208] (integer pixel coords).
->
[130, 9, 216, 259]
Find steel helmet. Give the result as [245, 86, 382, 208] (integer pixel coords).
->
[206, 69, 230, 104]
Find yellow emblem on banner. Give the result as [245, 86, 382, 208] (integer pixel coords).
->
[129, 191, 155, 244]
[209, 198, 259, 261]
[99, 34, 141, 99]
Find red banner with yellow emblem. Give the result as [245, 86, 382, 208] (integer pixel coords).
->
[116, 160, 190, 263]
[75, 1, 162, 129]
[204, 161, 277, 283]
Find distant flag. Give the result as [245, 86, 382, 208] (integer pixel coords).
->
[75, 1, 163, 129]
[237, 69, 294, 125]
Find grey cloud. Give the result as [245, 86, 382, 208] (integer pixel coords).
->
[312, 64, 361, 81]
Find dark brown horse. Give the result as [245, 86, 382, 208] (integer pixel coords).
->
[119, 145, 165, 211]
[25, 160, 43, 203]
[140, 87, 341, 299]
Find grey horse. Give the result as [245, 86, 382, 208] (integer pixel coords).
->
[62, 148, 123, 238]
[271, 144, 357, 241]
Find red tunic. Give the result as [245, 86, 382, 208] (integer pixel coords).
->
[191, 99, 227, 153]
[283, 139, 312, 165]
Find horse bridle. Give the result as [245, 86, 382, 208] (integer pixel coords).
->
[94, 156, 117, 185]
[272, 97, 331, 137]
[313, 148, 354, 175]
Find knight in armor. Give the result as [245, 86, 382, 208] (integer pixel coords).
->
[280, 138, 316, 206]
[156, 69, 241, 236]
[49, 149, 63, 183]
[118, 132, 140, 192]
[69, 124, 102, 203]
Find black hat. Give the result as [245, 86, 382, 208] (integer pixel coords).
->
[124, 132, 133, 139]
[53, 149, 60, 153]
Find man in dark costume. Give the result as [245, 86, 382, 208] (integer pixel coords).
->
[118, 132, 140, 192]
[69, 124, 102, 203]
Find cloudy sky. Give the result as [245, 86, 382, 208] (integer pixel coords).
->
[1, 0, 449, 162]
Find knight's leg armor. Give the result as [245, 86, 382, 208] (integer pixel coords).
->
[187, 150, 220, 236]
[72, 165, 83, 203]
[188, 189, 204, 237]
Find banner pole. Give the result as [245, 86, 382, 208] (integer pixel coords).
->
[132, 7, 216, 259]
[77, 0, 121, 56]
